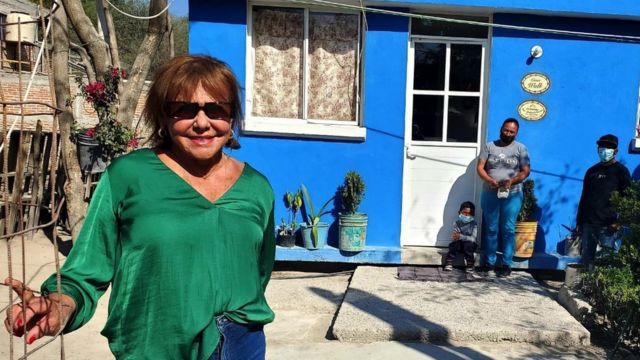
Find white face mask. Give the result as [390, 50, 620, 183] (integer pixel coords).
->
[598, 147, 615, 162]
[458, 214, 474, 223]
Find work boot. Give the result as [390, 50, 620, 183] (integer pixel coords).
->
[497, 265, 512, 278]
[479, 264, 495, 277]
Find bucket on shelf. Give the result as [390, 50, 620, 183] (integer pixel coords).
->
[338, 213, 368, 252]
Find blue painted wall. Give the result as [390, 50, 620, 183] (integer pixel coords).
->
[487, 14, 640, 259]
[188, 1, 410, 249]
[375, 0, 640, 19]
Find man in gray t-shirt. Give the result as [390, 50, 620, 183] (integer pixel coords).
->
[476, 118, 531, 277]
[479, 141, 530, 193]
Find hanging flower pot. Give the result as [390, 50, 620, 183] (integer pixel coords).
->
[76, 132, 109, 173]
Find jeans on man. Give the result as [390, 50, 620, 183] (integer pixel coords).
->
[209, 315, 265, 360]
[580, 223, 621, 267]
[481, 190, 523, 267]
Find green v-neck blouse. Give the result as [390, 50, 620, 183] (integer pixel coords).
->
[42, 148, 276, 359]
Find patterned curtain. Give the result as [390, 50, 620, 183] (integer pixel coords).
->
[252, 7, 304, 119]
[308, 13, 358, 121]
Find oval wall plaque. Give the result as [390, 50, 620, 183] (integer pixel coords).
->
[521, 73, 551, 94]
[518, 100, 547, 121]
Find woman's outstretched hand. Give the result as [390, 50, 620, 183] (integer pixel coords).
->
[3, 278, 76, 344]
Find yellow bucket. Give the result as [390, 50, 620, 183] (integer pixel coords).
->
[515, 221, 537, 258]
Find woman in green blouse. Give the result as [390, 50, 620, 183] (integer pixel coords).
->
[4, 55, 276, 359]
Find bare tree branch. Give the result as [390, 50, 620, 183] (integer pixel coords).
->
[60, 0, 110, 78]
[69, 42, 96, 83]
[103, 3, 121, 69]
[116, 0, 169, 128]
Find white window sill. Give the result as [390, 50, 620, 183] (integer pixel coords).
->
[242, 120, 366, 141]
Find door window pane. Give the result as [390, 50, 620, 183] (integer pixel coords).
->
[412, 95, 444, 141]
[449, 44, 482, 92]
[447, 96, 479, 143]
[411, 15, 488, 38]
[252, 7, 304, 119]
[413, 43, 445, 91]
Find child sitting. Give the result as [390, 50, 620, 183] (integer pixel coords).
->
[444, 201, 478, 272]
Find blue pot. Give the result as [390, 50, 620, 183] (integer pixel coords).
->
[300, 222, 329, 250]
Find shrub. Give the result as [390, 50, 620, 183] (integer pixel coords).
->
[517, 179, 537, 222]
[581, 180, 640, 351]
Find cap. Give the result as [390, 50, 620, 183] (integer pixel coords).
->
[596, 134, 618, 148]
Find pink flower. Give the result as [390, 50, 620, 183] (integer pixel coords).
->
[85, 128, 97, 137]
[128, 138, 139, 148]
[111, 67, 120, 78]
[120, 69, 127, 79]
[83, 81, 107, 104]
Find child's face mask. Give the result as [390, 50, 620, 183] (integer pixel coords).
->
[458, 214, 474, 223]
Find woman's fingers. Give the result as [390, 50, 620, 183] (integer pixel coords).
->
[26, 311, 61, 344]
[4, 278, 35, 302]
[6, 295, 54, 337]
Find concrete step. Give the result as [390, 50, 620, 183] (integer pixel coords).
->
[333, 266, 590, 346]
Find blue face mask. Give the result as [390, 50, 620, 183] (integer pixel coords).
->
[598, 147, 615, 163]
[458, 214, 474, 223]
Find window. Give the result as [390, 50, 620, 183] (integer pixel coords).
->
[409, 15, 488, 144]
[246, 5, 365, 139]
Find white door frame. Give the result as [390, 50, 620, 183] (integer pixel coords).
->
[400, 33, 492, 247]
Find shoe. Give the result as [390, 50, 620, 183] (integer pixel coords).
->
[479, 264, 495, 277]
[497, 265, 512, 278]
[465, 260, 475, 273]
[443, 262, 453, 271]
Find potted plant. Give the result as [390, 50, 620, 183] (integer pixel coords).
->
[300, 184, 334, 250]
[73, 67, 138, 172]
[515, 179, 538, 258]
[338, 171, 367, 252]
[278, 190, 302, 247]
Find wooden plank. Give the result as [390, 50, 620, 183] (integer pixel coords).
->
[6, 129, 29, 234]
[28, 122, 43, 237]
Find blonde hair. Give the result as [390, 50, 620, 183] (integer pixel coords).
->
[143, 55, 242, 149]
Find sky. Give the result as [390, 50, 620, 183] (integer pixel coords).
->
[169, 0, 189, 17]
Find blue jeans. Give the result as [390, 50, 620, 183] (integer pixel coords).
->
[209, 316, 265, 360]
[481, 190, 523, 267]
[580, 223, 621, 267]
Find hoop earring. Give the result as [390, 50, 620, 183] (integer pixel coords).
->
[157, 127, 166, 138]
[229, 129, 236, 140]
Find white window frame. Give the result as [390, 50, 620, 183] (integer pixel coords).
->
[406, 36, 487, 148]
[245, 1, 366, 140]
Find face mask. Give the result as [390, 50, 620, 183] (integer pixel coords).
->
[458, 214, 474, 223]
[500, 134, 515, 144]
[598, 147, 615, 163]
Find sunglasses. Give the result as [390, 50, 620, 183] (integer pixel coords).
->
[165, 101, 231, 121]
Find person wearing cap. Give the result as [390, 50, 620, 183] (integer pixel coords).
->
[576, 134, 631, 267]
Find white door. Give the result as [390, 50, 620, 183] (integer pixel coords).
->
[401, 37, 488, 247]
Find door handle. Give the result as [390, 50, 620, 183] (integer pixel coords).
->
[405, 146, 416, 160]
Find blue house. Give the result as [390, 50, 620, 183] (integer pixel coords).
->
[189, 0, 640, 269]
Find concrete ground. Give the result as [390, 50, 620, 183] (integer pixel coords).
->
[1, 232, 608, 359]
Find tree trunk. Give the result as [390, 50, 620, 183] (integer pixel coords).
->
[103, 3, 121, 69]
[52, 6, 87, 240]
[61, 0, 110, 78]
[117, 0, 168, 128]
[168, 13, 174, 58]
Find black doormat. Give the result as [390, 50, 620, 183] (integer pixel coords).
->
[397, 266, 487, 282]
